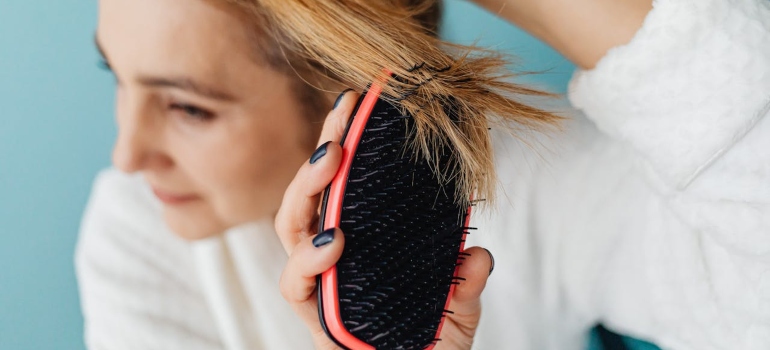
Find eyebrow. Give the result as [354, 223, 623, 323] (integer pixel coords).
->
[136, 76, 237, 101]
[94, 34, 237, 102]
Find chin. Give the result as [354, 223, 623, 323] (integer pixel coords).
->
[162, 207, 226, 240]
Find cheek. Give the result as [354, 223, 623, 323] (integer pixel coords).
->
[199, 112, 316, 223]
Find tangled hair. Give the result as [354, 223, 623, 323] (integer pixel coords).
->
[226, 0, 560, 205]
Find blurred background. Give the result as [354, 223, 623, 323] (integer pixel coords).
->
[0, 0, 573, 348]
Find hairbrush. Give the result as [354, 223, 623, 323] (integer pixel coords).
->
[316, 81, 472, 349]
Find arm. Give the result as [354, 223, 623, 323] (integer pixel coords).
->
[471, 0, 652, 69]
[473, 0, 770, 193]
[472, 1, 770, 348]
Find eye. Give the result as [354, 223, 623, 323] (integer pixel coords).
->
[169, 103, 215, 122]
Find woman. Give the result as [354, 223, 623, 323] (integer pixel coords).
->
[76, 0, 770, 349]
[80, 0, 506, 348]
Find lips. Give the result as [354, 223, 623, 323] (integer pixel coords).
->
[151, 187, 200, 205]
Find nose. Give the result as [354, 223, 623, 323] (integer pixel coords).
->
[111, 89, 165, 173]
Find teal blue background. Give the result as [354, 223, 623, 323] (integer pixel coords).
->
[587, 328, 663, 350]
[0, 1, 115, 349]
[0, 1, 573, 348]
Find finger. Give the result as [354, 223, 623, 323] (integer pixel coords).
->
[279, 228, 345, 317]
[274, 90, 360, 254]
[448, 246, 494, 317]
[432, 247, 493, 349]
[275, 141, 342, 253]
[305, 89, 359, 197]
[316, 89, 360, 148]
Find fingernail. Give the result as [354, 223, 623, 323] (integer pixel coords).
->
[313, 228, 336, 248]
[482, 248, 495, 276]
[309, 141, 331, 164]
[333, 88, 353, 110]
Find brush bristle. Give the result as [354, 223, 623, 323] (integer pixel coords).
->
[332, 98, 468, 349]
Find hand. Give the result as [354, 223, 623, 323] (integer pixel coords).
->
[274, 89, 495, 349]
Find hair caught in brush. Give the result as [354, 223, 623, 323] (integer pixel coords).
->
[228, 0, 561, 205]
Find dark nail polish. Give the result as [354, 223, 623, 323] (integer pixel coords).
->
[310, 141, 331, 164]
[313, 228, 336, 247]
[483, 248, 495, 276]
[333, 88, 353, 110]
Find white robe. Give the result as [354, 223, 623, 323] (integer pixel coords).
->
[76, 0, 770, 349]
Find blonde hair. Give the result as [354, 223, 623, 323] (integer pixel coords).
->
[226, 0, 560, 205]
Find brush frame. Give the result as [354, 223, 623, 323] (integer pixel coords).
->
[316, 82, 472, 350]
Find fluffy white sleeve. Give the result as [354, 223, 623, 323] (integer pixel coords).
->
[569, 0, 770, 190]
[568, 0, 770, 348]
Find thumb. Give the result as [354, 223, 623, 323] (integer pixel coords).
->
[447, 246, 494, 324]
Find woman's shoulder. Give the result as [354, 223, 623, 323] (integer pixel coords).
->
[76, 169, 217, 348]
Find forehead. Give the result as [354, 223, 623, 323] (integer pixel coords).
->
[96, 0, 266, 84]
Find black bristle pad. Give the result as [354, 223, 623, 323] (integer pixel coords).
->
[336, 99, 467, 349]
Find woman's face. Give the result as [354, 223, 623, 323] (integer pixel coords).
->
[97, 0, 324, 239]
